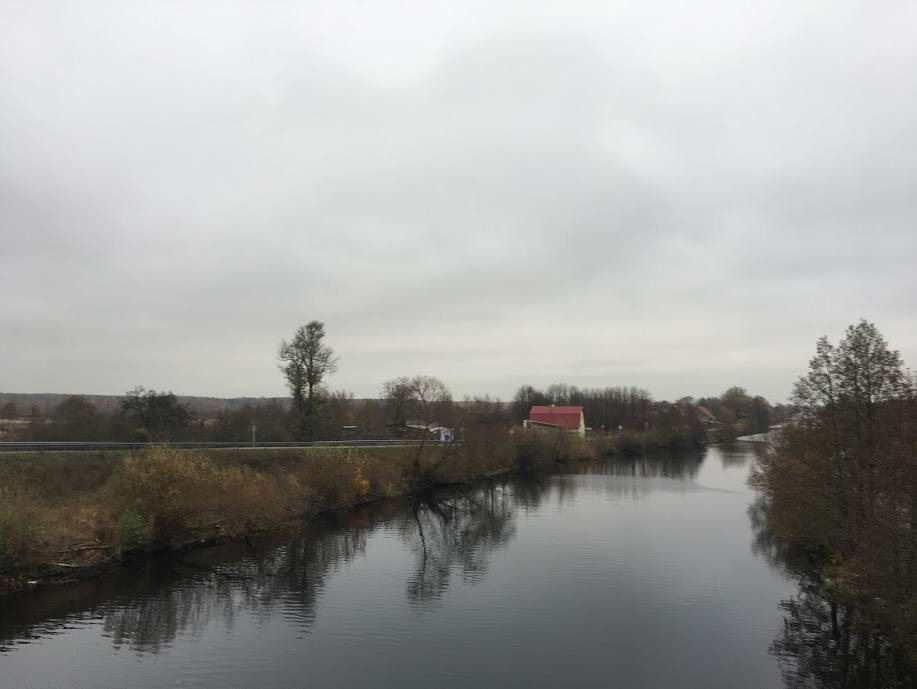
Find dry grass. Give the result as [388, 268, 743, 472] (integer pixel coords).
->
[108, 448, 300, 541]
[0, 482, 114, 571]
[511, 431, 598, 470]
[0, 444, 453, 573]
[0, 437, 597, 576]
[0, 451, 125, 499]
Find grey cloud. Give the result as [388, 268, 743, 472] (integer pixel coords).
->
[1, 0, 915, 402]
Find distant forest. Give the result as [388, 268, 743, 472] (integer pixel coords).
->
[0, 321, 792, 445]
[0, 383, 790, 445]
[0, 392, 290, 416]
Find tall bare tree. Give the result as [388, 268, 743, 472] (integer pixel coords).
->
[278, 321, 338, 439]
[382, 375, 452, 428]
[511, 385, 548, 423]
[409, 375, 451, 427]
[382, 376, 415, 427]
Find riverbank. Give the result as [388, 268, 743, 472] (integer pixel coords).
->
[2, 444, 816, 689]
[1, 431, 608, 593]
[0, 427, 706, 593]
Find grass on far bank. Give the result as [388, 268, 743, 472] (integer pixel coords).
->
[0, 440, 513, 578]
[0, 446, 420, 499]
[0, 429, 664, 583]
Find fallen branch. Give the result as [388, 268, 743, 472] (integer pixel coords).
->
[58, 544, 113, 554]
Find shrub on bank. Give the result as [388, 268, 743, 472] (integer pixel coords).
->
[286, 452, 372, 508]
[115, 511, 152, 553]
[598, 429, 701, 454]
[110, 446, 298, 542]
[0, 445, 424, 574]
[2, 436, 599, 577]
[512, 431, 597, 469]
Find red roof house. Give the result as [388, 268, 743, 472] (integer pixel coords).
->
[524, 405, 586, 437]
[696, 405, 722, 426]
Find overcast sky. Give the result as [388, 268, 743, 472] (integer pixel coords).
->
[1, 1, 915, 403]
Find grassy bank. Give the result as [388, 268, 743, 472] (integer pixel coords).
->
[592, 428, 704, 454]
[0, 434, 591, 589]
[0, 430, 664, 592]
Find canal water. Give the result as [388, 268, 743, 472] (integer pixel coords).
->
[1, 445, 798, 688]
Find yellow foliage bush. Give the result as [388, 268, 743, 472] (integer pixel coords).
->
[289, 451, 374, 508]
[110, 446, 297, 541]
[1, 440, 541, 573]
[359, 457, 405, 497]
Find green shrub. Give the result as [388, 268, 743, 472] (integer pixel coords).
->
[115, 511, 152, 553]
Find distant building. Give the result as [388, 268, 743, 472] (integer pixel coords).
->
[523, 405, 586, 438]
[696, 405, 722, 427]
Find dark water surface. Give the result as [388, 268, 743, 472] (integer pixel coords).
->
[1, 445, 798, 688]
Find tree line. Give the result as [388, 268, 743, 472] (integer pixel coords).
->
[3, 318, 787, 444]
[511, 382, 788, 438]
[0, 321, 467, 443]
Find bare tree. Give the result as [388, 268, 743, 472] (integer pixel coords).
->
[278, 321, 338, 439]
[382, 375, 452, 428]
[119, 387, 192, 440]
[382, 376, 414, 427]
[408, 375, 451, 427]
[381, 374, 453, 480]
[511, 385, 548, 423]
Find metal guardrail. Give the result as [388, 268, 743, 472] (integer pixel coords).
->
[0, 440, 453, 452]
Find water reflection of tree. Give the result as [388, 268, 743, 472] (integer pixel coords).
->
[99, 523, 371, 653]
[99, 478, 531, 647]
[593, 453, 704, 481]
[398, 480, 518, 604]
[5, 469, 598, 654]
[1, 474, 541, 654]
[773, 579, 917, 689]
[718, 443, 764, 468]
[749, 498, 917, 688]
